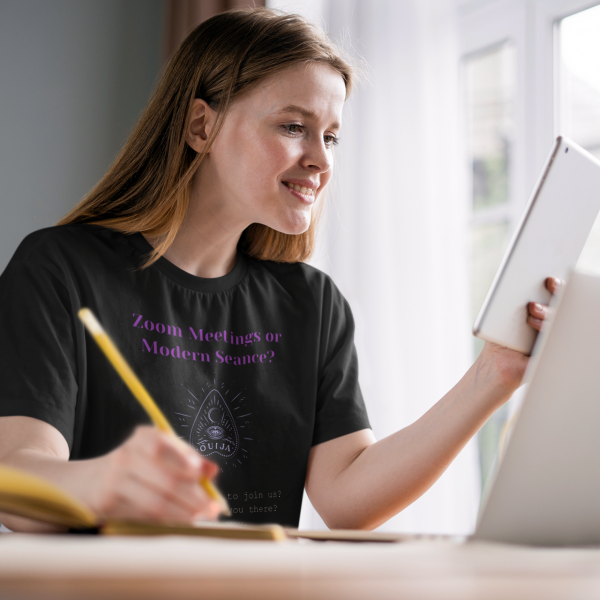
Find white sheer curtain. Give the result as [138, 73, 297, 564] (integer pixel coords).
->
[268, 0, 480, 534]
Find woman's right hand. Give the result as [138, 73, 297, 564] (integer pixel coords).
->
[0, 418, 221, 531]
[87, 425, 221, 524]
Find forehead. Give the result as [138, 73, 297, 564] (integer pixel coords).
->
[233, 63, 346, 127]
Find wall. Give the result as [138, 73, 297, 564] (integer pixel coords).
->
[0, 0, 164, 271]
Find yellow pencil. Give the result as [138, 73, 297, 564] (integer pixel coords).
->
[78, 307, 231, 517]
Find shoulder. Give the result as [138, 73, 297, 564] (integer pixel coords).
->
[12, 224, 117, 261]
[246, 257, 346, 309]
[3, 225, 142, 294]
[9, 224, 137, 273]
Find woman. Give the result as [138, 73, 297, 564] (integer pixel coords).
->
[0, 8, 555, 532]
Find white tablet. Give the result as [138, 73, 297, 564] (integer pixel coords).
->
[473, 136, 600, 355]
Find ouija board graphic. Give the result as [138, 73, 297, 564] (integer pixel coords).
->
[190, 389, 238, 458]
[173, 378, 253, 471]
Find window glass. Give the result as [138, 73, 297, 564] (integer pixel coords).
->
[466, 42, 515, 355]
[559, 4, 600, 274]
[465, 42, 515, 489]
[559, 4, 600, 160]
[470, 220, 511, 335]
[466, 44, 515, 212]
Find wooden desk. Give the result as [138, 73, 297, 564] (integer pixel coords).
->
[1, 534, 600, 600]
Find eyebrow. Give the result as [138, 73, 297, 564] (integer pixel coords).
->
[276, 104, 340, 130]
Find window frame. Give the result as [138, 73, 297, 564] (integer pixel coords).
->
[459, 0, 600, 214]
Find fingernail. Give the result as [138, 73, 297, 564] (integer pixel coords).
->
[533, 303, 542, 311]
[554, 278, 562, 287]
[532, 318, 541, 324]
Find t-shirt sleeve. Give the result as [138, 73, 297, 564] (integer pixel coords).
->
[312, 278, 370, 446]
[0, 258, 78, 449]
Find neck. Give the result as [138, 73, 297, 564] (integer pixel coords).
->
[146, 170, 249, 279]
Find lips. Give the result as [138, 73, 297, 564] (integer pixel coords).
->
[283, 181, 315, 196]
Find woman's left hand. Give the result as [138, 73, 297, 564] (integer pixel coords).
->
[476, 277, 563, 399]
[526, 277, 562, 331]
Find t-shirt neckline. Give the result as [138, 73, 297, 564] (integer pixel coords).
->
[128, 232, 248, 293]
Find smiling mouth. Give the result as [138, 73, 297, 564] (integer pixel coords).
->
[283, 182, 315, 196]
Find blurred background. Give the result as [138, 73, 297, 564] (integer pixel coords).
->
[1, 0, 600, 534]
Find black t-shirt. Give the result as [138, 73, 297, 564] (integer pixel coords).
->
[0, 224, 370, 527]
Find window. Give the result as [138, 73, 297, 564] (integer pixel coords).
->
[460, 0, 600, 491]
[558, 3, 600, 274]
[464, 41, 517, 486]
[558, 4, 600, 159]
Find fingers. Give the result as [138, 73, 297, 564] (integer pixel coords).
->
[152, 433, 220, 483]
[527, 302, 544, 331]
[141, 430, 201, 477]
[527, 278, 563, 332]
[200, 459, 220, 480]
[97, 426, 222, 523]
[128, 453, 211, 519]
[546, 277, 563, 295]
[105, 476, 203, 523]
[527, 302, 547, 331]
[527, 315, 542, 330]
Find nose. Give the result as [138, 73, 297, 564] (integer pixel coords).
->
[300, 136, 332, 175]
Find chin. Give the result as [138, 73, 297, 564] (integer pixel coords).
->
[279, 219, 311, 236]
[265, 211, 312, 236]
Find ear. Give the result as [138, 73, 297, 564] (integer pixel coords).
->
[186, 99, 216, 153]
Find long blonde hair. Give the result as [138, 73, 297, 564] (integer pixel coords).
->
[57, 7, 353, 266]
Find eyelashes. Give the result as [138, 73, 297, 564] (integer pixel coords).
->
[282, 124, 340, 147]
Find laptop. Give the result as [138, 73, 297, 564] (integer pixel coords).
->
[472, 270, 600, 546]
[473, 137, 600, 355]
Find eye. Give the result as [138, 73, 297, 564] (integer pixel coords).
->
[324, 134, 339, 147]
[283, 124, 303, 135]
[206, 426, 225, 439]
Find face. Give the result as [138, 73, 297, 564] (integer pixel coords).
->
[190, 62, 346, 235]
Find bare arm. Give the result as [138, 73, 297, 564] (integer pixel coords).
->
[305, 279, 560, 530]
[305, 343, 522, 529]
[0, 416, 220, 532]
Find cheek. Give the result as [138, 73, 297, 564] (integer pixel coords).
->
[241, 140, 299, 197]
[226, 136, 288, 179]
[313, 165, 333, 201]
[253, 137, 297, 171]
[320, 166, 333, 189]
